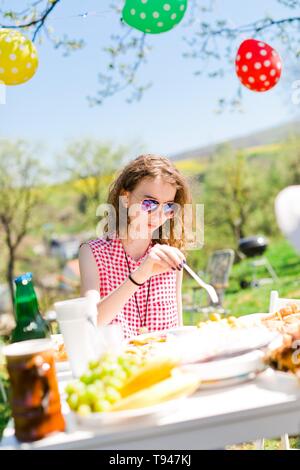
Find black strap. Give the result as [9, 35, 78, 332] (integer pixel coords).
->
[123, 249, 151, 328]
[128, 274, 145, 287]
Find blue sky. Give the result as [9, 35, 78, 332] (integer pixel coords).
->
[1, 0, 299, 167]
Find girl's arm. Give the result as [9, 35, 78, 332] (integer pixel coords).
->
[79, 244, 100, 295]
[79, 243, 148, 326]
[176, 268, 183, 326]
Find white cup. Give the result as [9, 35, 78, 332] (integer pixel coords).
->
[54, 297, 88, 322]
[54, 298, 97, 377]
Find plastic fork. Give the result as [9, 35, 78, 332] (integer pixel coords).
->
[183, 262, 219, 305]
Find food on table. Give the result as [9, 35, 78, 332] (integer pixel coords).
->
[111, 371, 200, 411]
[54, 342, 68, 362]
[197, 313, 241, 330]
[197, 304, 300, 335]
[65, 350, 195, 416]
[194, 313, 279, 364]
[120, 356, 178, 397]
[66, 352, 144, 415]
[259, 304, 300, 336]
[265, 304, 300, 321]
[51, 335, 68, 362]
[128, 333, 168, 346]
[208, 313, 222, 322]
[253, 303, 300, 376]
[227, 304, 300, 376]
[266, 331, 300, 375]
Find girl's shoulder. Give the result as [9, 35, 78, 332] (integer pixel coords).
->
[81, 233, 117, 252]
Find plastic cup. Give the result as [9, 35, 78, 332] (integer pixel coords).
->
[54, 298, 96, 377]
[3, 339, 65, 442]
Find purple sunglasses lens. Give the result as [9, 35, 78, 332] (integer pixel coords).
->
[141, 199, 159, 212]
[141, 199, 176, 216]
[164, 203, 175, 215]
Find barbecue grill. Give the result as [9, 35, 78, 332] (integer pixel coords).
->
[238, 235, 278, 288]
[238, 236, 268, 258]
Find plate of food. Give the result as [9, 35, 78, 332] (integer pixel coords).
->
[200, 304, 300, 380]
[238, 303, 300, 330]
[238, 303, 300, 377]
[65, 349, 200, 428]
[73, 395, 187, 428]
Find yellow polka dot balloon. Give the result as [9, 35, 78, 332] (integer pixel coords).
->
[0, 29, 39, 85]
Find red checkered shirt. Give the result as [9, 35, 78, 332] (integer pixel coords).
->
[88, 233, 178, 338]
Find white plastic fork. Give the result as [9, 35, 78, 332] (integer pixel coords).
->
[183, 262, 219, 305]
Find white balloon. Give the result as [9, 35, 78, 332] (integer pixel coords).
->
[275, 186, 300, 253]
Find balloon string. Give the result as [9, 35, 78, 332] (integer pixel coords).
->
[50, 10, 113, 21]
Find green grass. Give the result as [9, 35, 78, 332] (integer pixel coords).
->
[182, 238, 300, 323]
[228, 436, 300, 450]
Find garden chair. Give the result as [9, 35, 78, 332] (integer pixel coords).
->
[186, 249, 235, 324]
[255, 290, 300, 450]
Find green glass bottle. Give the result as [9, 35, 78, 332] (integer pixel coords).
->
[11, 272, 50, 343]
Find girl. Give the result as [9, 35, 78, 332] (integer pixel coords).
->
[79, 154, 192, 339]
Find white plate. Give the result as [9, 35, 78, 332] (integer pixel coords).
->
[176, 327, 279, 364]
[181, 350, 267, 382]
[72, 397, 185, 428]
[195, 371, 263, 390]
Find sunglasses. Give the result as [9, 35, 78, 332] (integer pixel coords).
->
[140, 198, 177, 218]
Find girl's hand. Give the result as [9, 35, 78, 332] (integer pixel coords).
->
[133, 244, 186, 283]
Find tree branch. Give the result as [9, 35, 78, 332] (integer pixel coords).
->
[202, 15, 300, 37]
[0, 0, 61, 42]
[1, 0, 300, 107]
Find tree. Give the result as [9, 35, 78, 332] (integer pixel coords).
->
[0, 139, 47, 312]
[203, 144, 262, 247]
[277, 134, 300, 186]
[59, 139, 126, 223]
[1, 0, 300, 107]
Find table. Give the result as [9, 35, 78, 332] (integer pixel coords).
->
[1, 369, 300, 450]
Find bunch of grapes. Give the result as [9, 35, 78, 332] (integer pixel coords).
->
[65, 352, 146, 416]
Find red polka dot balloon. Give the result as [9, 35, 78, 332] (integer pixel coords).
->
[235, 39, 282, 92]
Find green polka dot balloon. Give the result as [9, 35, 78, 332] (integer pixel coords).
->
[122, 0, 188, 34]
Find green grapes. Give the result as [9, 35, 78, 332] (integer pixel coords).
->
[65, 351, 144, 415]
[93, 399, 111, 413]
